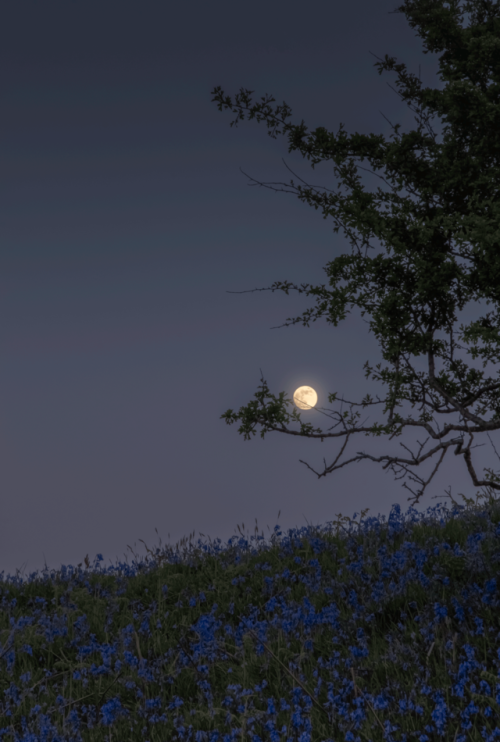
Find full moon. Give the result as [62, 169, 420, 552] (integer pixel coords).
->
[293, 385, 318, 410]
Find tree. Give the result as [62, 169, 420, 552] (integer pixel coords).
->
[211, 0, 500, 511]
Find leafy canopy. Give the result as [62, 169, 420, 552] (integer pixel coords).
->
[211, 0, 500, 508]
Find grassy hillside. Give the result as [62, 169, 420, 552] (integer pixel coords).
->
[1, 489, 500, 741]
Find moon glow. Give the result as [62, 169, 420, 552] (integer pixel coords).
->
[293, 386, 318, 410]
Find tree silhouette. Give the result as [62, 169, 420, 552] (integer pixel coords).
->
[212, 0, 500, 509]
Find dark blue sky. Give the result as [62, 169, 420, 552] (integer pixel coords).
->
[1, 0, 491, 581]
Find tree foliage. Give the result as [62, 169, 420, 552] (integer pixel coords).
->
[211, 0, 500, 508]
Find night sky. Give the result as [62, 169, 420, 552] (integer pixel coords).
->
[1, 0, 492, 582]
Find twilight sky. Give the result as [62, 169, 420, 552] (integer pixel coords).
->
[1, 0, 493, 582]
